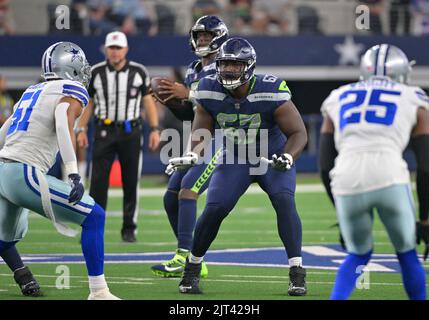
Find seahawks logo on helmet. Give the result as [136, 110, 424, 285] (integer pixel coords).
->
[190, 15, 229, 57]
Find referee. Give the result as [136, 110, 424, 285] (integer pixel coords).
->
[76, 31, 160, 242]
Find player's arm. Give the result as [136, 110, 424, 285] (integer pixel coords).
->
[168, 104, 214, 172]
[190, 104, 214, 156]
[272, 100, 308, 170]
[142, 93, 161, 151]
[55, 96, 84, 204]
[319, 114, 337, 206]
[410, 107, 429, 258]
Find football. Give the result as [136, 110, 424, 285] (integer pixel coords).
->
[150, 77, 185, 109]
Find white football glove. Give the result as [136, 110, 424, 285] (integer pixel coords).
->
[261, 153, 293, 171]
[165, 163, 175, 176]
[168, 151, 199, 172]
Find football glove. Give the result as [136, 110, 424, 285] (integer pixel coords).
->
[416, 221, 429, 261]
[168, 152, 198, 172]
[68, 173, 84, 205]
[165, 163, 175, 176]
[261, 153, 293, 171]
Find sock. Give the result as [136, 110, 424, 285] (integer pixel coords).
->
[289, 257, 302, 267]
[269, 192, 302, 258]
[177, 198, 197, 250]
[189, 253, 203, 264]
[88, 274, 108, 293]
[331, 251, 372, 300]
[81, 203, 105, 276]
[163, 190, 179, 238]
[1, 245, 24, 272]
[397, 249, 426, 300]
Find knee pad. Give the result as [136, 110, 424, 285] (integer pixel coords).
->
[82, 203, 106, 229]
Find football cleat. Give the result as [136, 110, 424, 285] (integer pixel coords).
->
[151, 250, 187, 278]
[288, 266, 307, 296]
[179, 259, 203, 294]
[14, 266, 43, 297]
[88, 288, 121, 300]
[152, 250, 209, 278]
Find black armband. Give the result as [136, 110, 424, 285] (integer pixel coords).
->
[319, 133, 338, 206]
[411, 134, 429, 221]
[167, 101, 195, 122]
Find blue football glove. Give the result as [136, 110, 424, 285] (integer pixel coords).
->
[68, 173, 84, 205]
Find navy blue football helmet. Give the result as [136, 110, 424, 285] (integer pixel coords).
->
[215, 37, 257, 90]
[190, 15, 229, 57]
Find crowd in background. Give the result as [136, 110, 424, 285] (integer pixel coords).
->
[1, 0, 429, 36]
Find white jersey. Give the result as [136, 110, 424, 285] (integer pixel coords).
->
[0, 79, 89, 173]
[321, 78, 429, 195]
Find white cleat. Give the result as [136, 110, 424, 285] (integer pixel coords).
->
[87, 288, 121, 300]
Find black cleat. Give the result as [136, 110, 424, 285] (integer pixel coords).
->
[121, 229, 136, 243]
[288, 266, 307, 296]
[179, 259, 202, 294]
[14, 266, 43, 297]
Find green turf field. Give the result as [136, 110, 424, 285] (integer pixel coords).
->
[0, 174, 426, 300]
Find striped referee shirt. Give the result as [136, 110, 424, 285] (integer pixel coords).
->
[88, 60, 151, 122]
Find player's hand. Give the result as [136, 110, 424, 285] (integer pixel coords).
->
[148, 130, 160, 152]
[68, 174, 84, 205]
[416, 221, 429, 260]
[77, 131, 88, 148]
[261, 153, 293, 171]
[168, 152, 198, 172]
[165, 163, 175, 176]
[158, 79, 190, 102]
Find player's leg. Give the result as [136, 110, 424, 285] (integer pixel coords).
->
[89, 126, 116, 210]
[179, 163, 252, 294]
[117, 128, 142, 242]
[257, 166, 306, 296]
[151, 169, 187, 277]
[0, 185, 42, 297]
[331, 193, 373, 300]
[1, 245, 42, 297]
[376, 184, 426, 300]
[2, 163, 118, 299]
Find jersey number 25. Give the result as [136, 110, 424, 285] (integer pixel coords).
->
[339, 89, 400, 130]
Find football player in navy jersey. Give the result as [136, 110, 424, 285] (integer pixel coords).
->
[150, 16, 228, 278]
[170, 37, 308, 296]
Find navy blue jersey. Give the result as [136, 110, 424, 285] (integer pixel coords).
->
[184, 59, 217, 90]
[195, 74, 292, 156]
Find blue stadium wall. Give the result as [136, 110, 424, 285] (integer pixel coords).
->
[1, 35, 425, 174]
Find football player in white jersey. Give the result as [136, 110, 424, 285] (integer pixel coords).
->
[320, 44, 429, 300]
[0, 42, 119, 300]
